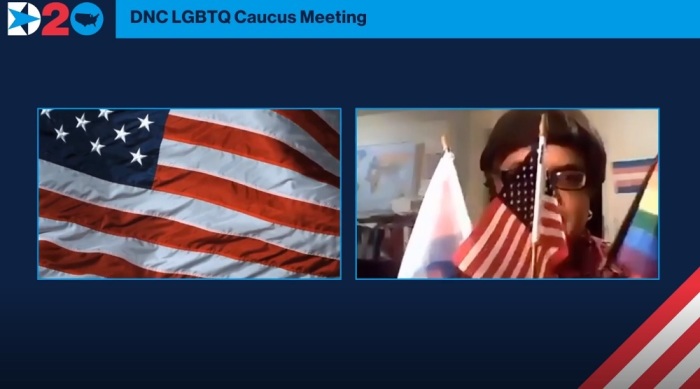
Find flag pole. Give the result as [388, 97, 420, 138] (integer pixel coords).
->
[531, 113, 548, 278]
[441, 134, 451, 153]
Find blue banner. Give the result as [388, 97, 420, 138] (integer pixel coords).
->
[115, 0, 700, 39]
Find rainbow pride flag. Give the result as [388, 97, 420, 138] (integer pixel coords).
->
[611, 158, 659, 278]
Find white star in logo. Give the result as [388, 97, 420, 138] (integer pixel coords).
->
[90, 138, 106, 156]
[54, 125, 68, 143]
[98, 109, 114, 121]
[76, 113, 91, 132]
[130, 148, 147, 166]
[137, 114, 154, 132]
[114, 125, 131, 143]
[41, 109, 53, 119]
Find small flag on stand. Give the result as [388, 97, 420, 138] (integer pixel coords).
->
[609, 157, 659, 278]
[452, 145, 569, 278]
[397, 139, 471, 279]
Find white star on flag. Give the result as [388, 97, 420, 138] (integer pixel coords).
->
[138, 115, 154, 131]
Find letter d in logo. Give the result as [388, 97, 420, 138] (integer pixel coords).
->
[7, 2, 40, 36]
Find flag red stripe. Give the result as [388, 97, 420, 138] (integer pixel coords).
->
[39, 240, 198, 278]
[454, 196, 566, 278]
[680, 366, 700, 388]
[273, 110, 340, 159]
[629, 318, 700, 389]
[482, 215, 523, 277]
[503, 226, 530, 277]
[39, 189, 340, 277]
[541, 200, 564, 231]
[452, 200, 502, 272]
[458, 201, 510, 276]
[581, 268, 700, 388]
[163, 115, 340, 188]
[153, 165, 340, 236]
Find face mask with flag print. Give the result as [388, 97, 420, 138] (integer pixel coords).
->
[452, 145, 570, 278]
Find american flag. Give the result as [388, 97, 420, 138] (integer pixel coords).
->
[38, 109, 340, 279]
[452, 147, 568, 278]
[581, 267, 700, 388]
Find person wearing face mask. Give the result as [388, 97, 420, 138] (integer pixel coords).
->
[478, 110, 626, 278]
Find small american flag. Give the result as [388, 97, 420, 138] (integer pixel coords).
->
[452, 147, 568, 278]
[38, 109, 340, 279]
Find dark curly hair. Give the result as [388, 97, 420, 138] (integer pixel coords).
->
[480, 110, 607, 198]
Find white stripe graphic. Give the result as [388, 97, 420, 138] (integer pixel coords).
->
[169, 109, 340, 177]
[605, 293, 700, 388]
[39, 266, 105, 279]
[657, 343, 700, 388]
[39, 218, 316, 279]
[158, 139, 339, 209]
[39, 160, 340, 260]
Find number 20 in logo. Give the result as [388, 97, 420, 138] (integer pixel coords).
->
[7, 2, 103, 36]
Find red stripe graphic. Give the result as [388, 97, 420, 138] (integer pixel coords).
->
[681, 368, 700, 388]
[630, 319, 700, 388]
[581, 268, 700, 388]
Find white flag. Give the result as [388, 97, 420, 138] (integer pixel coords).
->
[397, 152, 472, 278]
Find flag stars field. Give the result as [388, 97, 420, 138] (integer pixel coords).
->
[54, 125, 68, 143]
[98, 109, 113, 121]
[50, 111, 158, 167]
[76, 113, 90, 131]
[129, 148, 146, 166]
[114, 125, 131, 142]
[89, 138, 106, 155]
[138, 114, 154, 131]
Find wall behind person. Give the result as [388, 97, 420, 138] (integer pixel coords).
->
[585, 109, 659, 239]
[356, 109, 502, 222]
[355, 109, 658, 241]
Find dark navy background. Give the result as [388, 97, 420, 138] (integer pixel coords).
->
[3, 1, 695, 385]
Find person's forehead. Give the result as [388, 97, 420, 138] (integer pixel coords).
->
[499, 145, 584, 170]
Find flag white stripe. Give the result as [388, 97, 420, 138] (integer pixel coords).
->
[537, 247, 558, 278]
[457, 205, 507, 271]
[158, 139, 339, 209]
[312, 109, 341, 133]
[605, 293, 700, 388]
[540, 226, 566, 237]
[169, 110, 340, 177]
[473, 213, 517, 278]
[492, 223, 526, 278]
[39, 160, 340, 260]
[656, 343, 700, 388]
[39, 218, 316, 279]
[512, 239, 532, 278]
[39, 266, 105, 279]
